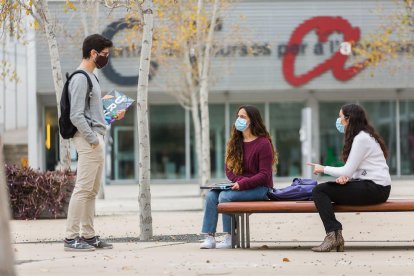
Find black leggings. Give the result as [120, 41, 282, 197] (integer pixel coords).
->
[312, 180, 391, 233]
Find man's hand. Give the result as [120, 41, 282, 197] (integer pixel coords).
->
[307, 162, 325, 175]
[115, 110, 126, 120]
[231, 183, 240, 190]
[336, 176, 349, 185]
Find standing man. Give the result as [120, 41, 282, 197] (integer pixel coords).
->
[64, 34, 123, 251]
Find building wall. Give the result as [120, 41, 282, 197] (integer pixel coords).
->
[36, 0, 414, 96]
[0, 16, 34, 167]
[30, 0, 414, 179]
[0, 30, 30, 141]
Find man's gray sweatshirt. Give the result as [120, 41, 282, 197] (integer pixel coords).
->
[68, 69, 107, 145]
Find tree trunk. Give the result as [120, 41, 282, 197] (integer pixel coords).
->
[0, 137, 16, 276]
[195, 0, 204, 78]
[137, 0, 154, 241]
[191, 91, 203, 183]
[198, 0, 219, 187]
[35, 0, 71, 171]
[182, 45, 203, 184]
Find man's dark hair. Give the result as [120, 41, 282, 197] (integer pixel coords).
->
[82, 34, 113, 59]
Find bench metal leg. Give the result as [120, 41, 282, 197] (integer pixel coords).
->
[236, 214, 241, 248]
[230, 213, 250, 249]
[231, 214, 237, 248]
[246, 213, 251, 248]
[241, 213, 245, 248]
[231, 214, 242, 248]
[230, 213, 252, 249]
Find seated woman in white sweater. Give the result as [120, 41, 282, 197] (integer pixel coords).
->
[308, 103, 391, 252]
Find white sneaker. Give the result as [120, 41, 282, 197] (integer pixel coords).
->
[200, 235, 216, 249]
[216, 234, 232, 249]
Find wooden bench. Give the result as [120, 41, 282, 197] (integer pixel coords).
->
[217, 199, 414, 248]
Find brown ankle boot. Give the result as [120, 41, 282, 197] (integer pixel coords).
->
[335, 230, 345, 252]
[311, 230, 345, 252]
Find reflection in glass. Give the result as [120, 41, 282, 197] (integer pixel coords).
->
[360, 101, 396, 174]
[110, 105, 136, 180]
[400, 101, 414, 175]
[190, 104, 226, 178]
[319, 102, 347, 169]
[269, 102, 303, 176]
[210, 105, 226, 178]
[113, 126, 135, 179]
[150, 105, 185, 179]
[44, 107, 59, 171]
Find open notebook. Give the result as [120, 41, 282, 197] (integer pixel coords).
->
[200, 182, 234, 190]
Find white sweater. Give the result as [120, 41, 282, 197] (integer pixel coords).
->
[324, 131, 391, 186]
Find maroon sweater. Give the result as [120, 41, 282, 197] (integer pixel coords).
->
[225, 136, 274, 191]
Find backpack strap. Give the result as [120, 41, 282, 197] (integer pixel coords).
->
[66, 70, 95, 107]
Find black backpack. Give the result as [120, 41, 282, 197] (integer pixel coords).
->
[58, 70, 95, 139]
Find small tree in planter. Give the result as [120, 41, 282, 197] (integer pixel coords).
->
[5, 165, 75, 220]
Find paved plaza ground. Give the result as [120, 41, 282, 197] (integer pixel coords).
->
[10, 179, 414, 275]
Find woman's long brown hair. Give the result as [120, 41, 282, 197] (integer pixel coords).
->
[226, 105, 278, 175]
[341, 103, 388, 162]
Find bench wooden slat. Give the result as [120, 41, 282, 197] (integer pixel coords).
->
[217, 199, 414, 213]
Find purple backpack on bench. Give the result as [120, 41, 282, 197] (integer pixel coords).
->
[267, 178, 317, 201]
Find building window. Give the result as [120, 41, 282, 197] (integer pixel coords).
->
[44, 107, 59, 171]
[210, 104, 226, 178]
[110, 105, 136, 180]
[191, 104, 226, 179]
[400, 101, 414, 175]
[269, 102, 303, 176]
[360, 101, 397, 175]
[319, 102, 347, 169]
[150, 105, 186, 179]
[320, 101, 397, 175]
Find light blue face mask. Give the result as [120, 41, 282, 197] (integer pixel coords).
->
[336, 117, 345, 134]
[235, 117, 248, 132]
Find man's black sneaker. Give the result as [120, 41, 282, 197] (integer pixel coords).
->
[64, 237, 95, 252]
[82, 236, 113, 249]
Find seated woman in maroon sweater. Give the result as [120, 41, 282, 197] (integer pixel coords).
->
[200, 105, 277, 249]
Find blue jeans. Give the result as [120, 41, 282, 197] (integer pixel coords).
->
[201, 186, 270, 234]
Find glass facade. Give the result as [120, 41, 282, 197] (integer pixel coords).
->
[319, 102, 347, 168]
[150, 105, 186, 179]
[191, 104, 226, 179]
[44, 107, 59, 171]
[208, 104, 226, 179]
[43, 99, 412, 181]
[360, 101, 397, 174]
[320, 101, 398, 175]
[30, 0, 414, 182]
[269, 103, 303, 176]
[109, 105, 136, 180]
[400, 101, 414, 175]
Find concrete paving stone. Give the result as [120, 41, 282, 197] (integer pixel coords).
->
[10, 179, 414, 275]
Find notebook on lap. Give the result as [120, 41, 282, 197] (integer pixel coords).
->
[200, 182, 234, 190]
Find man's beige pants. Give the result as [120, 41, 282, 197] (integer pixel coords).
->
[66, 132, 105, 239]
